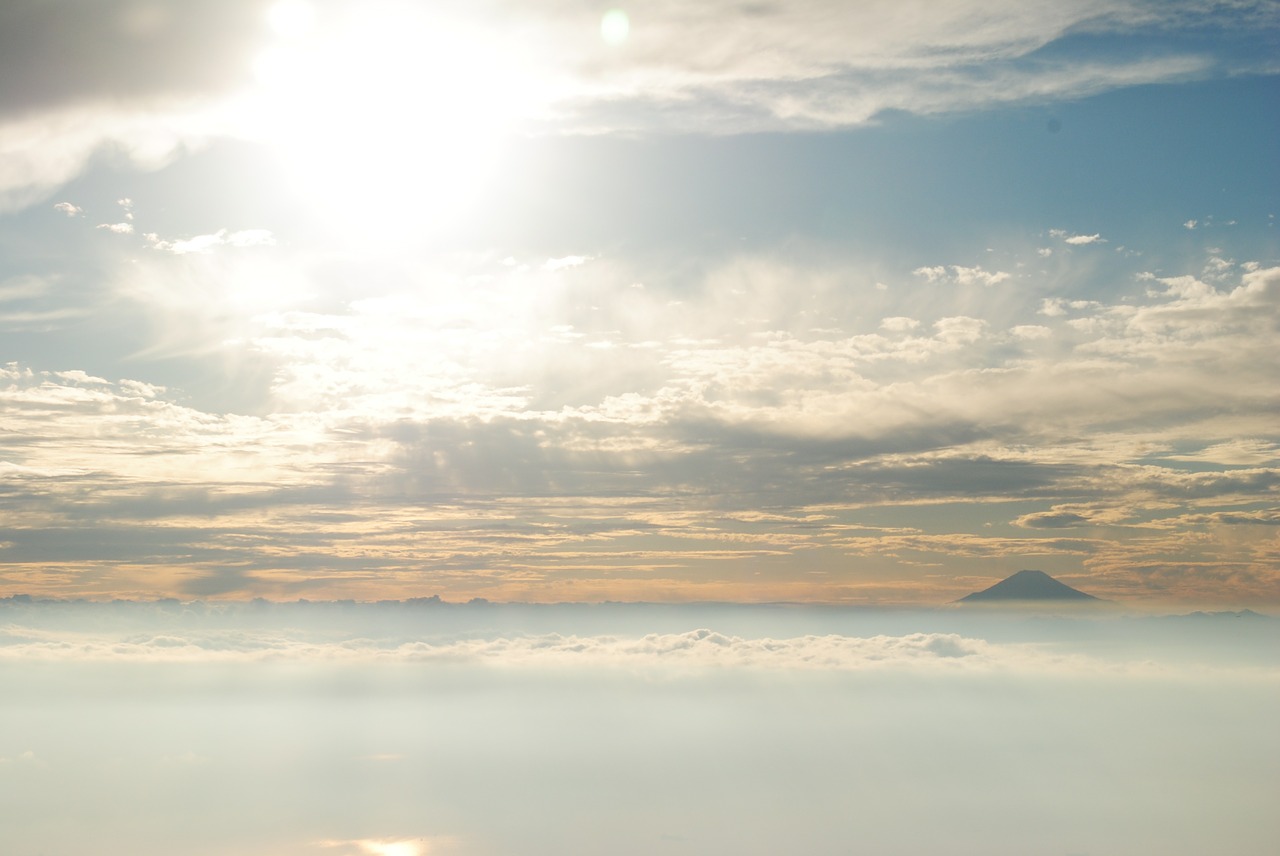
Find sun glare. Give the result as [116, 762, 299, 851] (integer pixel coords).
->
[267, 0, 315, 38]
[247, 2, 541, 243]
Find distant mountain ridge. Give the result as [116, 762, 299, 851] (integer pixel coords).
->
[958, 570, 1099, 603]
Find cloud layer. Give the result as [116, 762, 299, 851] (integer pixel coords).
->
[2, 229, 1277, 603]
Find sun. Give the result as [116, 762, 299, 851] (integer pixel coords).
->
[244, 1, 544, 243]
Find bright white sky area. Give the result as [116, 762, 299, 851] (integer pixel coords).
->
[0, 2, 1278, 606]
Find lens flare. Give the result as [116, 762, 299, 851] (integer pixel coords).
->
[600, 9, 630, 45]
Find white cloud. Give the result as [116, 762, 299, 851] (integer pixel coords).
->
[913, 265, 1010, 286]
[0, 625, 1162, 676]
[53, 201, 82, 216]
[1051, 229, 1106, 245]
[933, 315, 986, 344]
[954, 265, 1011, 286]
[543, 255, 592, 271]
[96, 222, 134, 234]
[1203, 255, 1234, 281]
[1039, 297, 1101, 316]
[0, 102, 232, 213]
[145, 228, 276, 254]
[880, 316, 920, 332]
[1010, 324, 1051, 339]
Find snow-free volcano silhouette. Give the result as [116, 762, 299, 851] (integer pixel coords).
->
[957, 570, 1099, 603]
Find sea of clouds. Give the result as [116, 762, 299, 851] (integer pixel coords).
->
[2, 599, 1277, 856]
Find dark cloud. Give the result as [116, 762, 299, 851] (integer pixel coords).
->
[0, 0, 264, 118]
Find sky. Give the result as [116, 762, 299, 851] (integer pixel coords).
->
[1, 0, 1279, 606]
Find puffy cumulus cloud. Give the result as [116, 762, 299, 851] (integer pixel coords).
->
[96, 221, 134, 234]
[1010, 324, 1052, 339]
[880, 316, 920, 332]
[914, 265, 1011, 286]
[933, 315, 987, 344]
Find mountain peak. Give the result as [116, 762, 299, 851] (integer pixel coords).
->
[957, 570, 1099, 603]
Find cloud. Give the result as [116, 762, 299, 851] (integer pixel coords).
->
[1, 1, 1273, 209]
[914, 265, 1010, 286]
[3, 251, 1279, 603]
[539, 1, 1240, 133]
[1010, 324, 1051, 339]
[4, 603, 1278, 683]
[1166, 509, 1280, 527]
[1040, 297, 1102, 316]
[0, 1, 261, 118]
[933, 315, 987, 343]
[317, 838, 432, 856]
[53, 201, 82, 217]
[0, 74, 239, 213]
[3, 599, 1274, 856]
[1016, 511, 1092, 529]
[144, 228, 276, 254]
[543, 255, 592, 272]
[0, 749, 42, 766]
[0, 275, 50, 303]
[0, 623, 1195, 677]
[1164, 439, 1279, 466]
